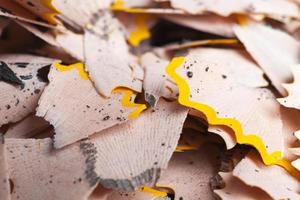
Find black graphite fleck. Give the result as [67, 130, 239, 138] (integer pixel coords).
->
[34, 89, 41, 94]
[167, 193, 175, 199]
[145, 93, 156, 107]
[15, 99, 19, 106]
[27, 1, 35, 7]
[103, 116, 110, 121]
[0, 7, 12, 14]
[20, 75, 33, 80]
[0, 61, 24, 87]
[187, 71, 193, 78]
[15, 62, 29, 68]
[37, 64, 51, 83]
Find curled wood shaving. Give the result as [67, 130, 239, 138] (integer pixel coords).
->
[36, 63, 146, 148]
[156, 144, 220, 200]
[6, 138, 96, 200]
[165, 56, 300, 179]
[278, 65, 300, 109]
[0, 55, 55, 127]
[233, 152, 300, 200]
[83, 11, 143, 96]
[233, 21, 300, 95]
[214, 172, 272, 200]
[83, 100, 188, 191]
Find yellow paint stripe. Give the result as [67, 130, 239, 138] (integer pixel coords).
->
[111, 1, 151, 46]
[128, 14, 151, 47]
[165, 57, 300, 180]
[112, 7, 151, 13]
[41, 0, 60, 24]
[155, 185, 176, 196]
[54, 63, 146, 119]
[166, 39, 239, 51]
[111, 0, 149, 13]
[139, 186, 167, 197]
[112, 0, 125, 8]
[175, 145, 198, 152]
[113, 87, 147, 119]
[54, 62, 89, 80]
[235, 14, 248, 26]
[41, 0, 58, 13]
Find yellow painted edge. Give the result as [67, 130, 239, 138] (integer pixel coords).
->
[111, 0, 151, 13]
[235, 14, 249, 26]
[155, 184, 176, 195]
[165, 57, 300, 180]
[167, 39, 239, 51]
[111, 0, 125, 9]
[139, 186, 167, 197]
[54, 62, 89, 80]
[276, 158, 300, 178]
[54, 63, 147, 119]
[175, 145, 198, 152]
[112, 7, 156, 13]
[128, 14, 151, 47]
[113, 87, 147, 119]
[41, 0, 60, 24]
[41, 0, 59, 13]
[200, 39, 238, 45]
[111, 1, 151, 46]
[42, 12, 58, 25]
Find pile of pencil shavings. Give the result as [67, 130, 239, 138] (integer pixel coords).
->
[0, 0, 300, 200]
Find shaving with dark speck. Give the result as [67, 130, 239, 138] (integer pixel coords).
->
[0, 61, 24, 87]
